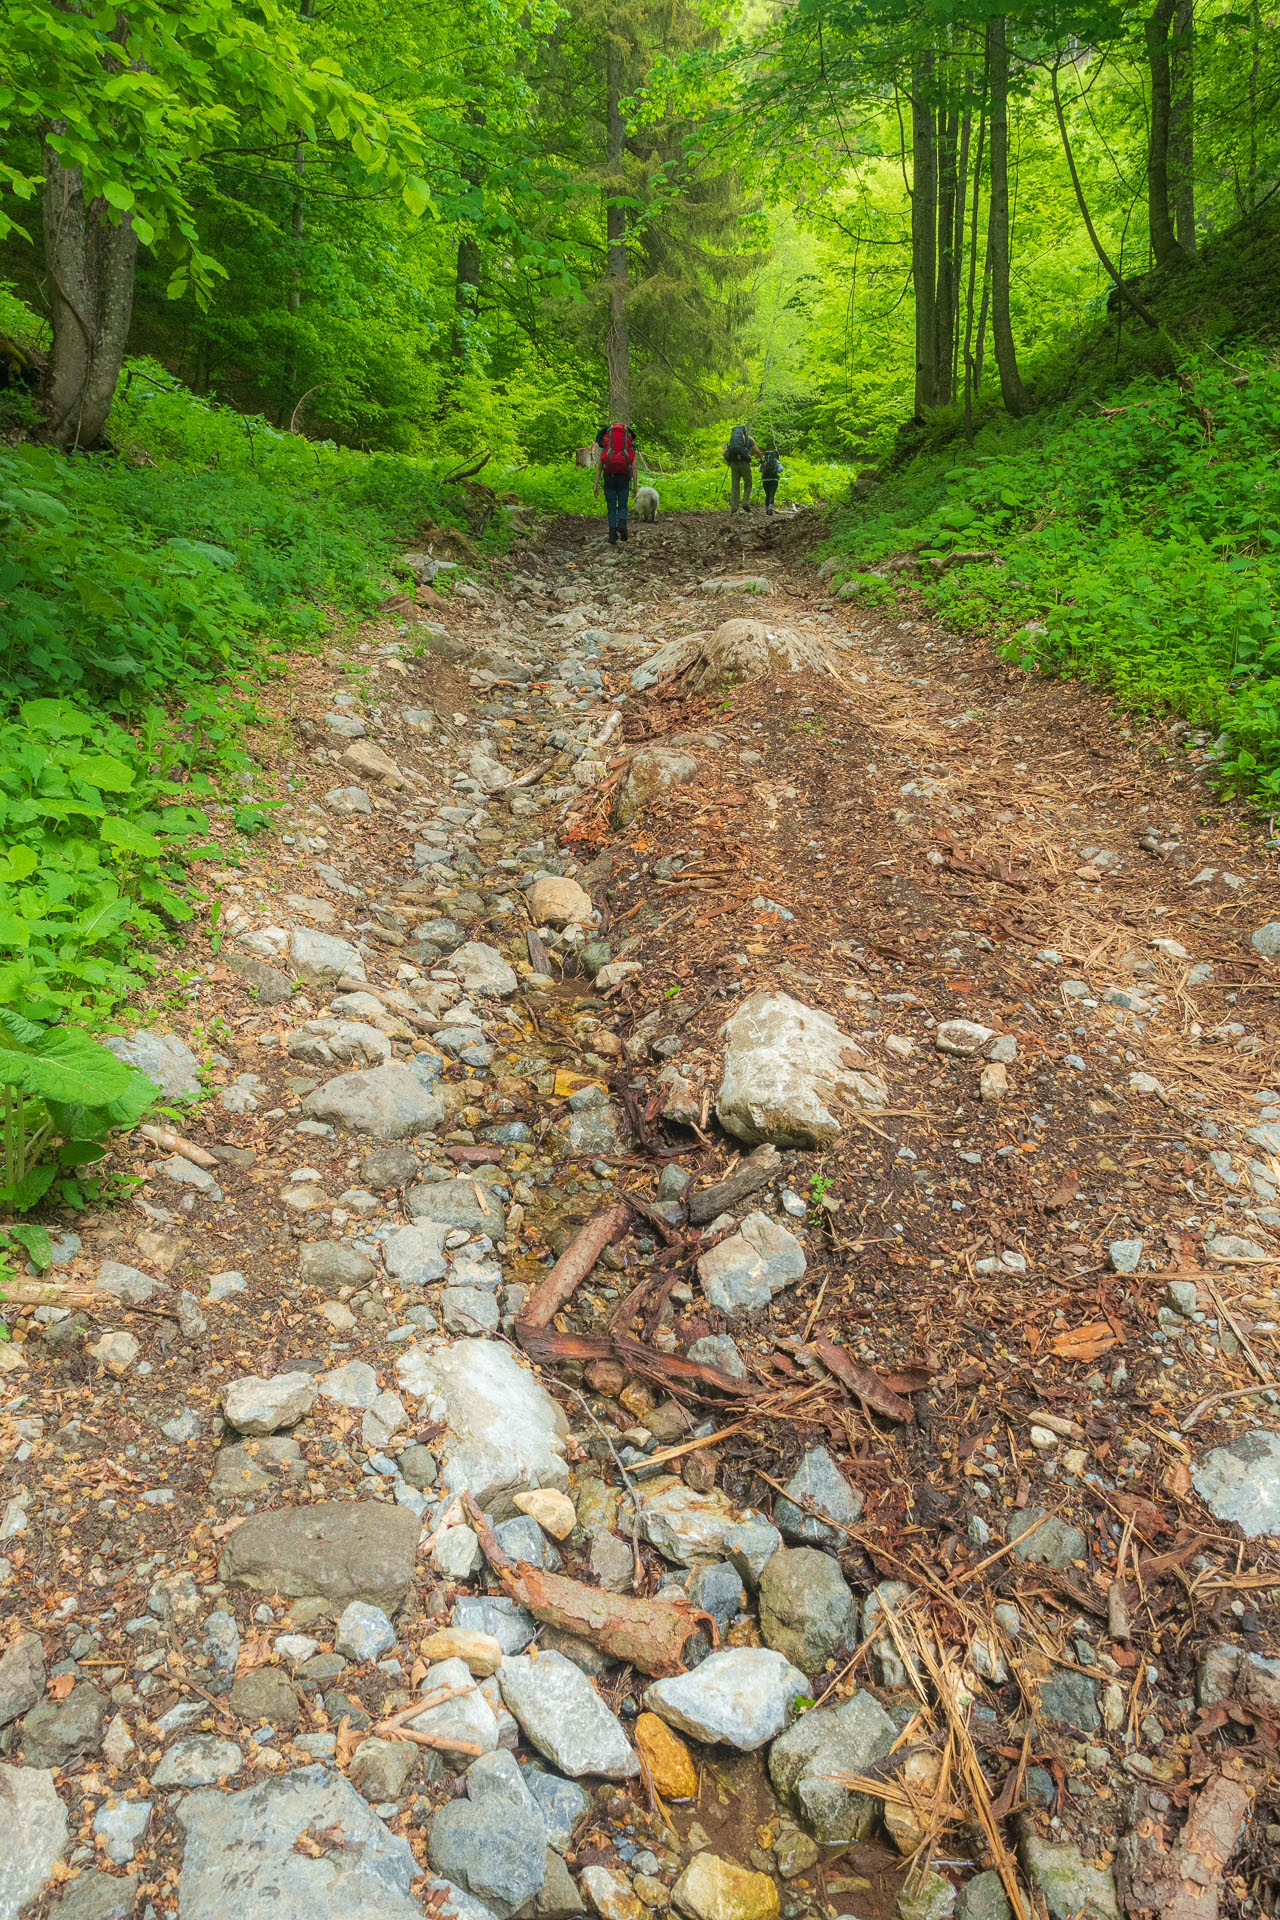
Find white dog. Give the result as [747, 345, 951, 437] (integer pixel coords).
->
[635, 485, 659, 522]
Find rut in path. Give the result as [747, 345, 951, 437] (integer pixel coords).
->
[3, 504, 1278, 1920]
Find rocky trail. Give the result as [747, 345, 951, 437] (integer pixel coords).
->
[3, 503, 1280, 1920]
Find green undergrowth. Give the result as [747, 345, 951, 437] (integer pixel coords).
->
[822, 348, 1280, 800]
[0, 295, 484, 1025]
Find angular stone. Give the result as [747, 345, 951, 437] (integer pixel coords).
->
[582, 1865, 644, 1920]
[716, 991, 887, 1150]
[335, 1602, 396, 1663]
[758, 1548, 856, 1674]
[288, 927, 366, 983]
[21, 1684, 108, 1768]
[96, 1260, 163, 1305]
[104, 1030, 200, 1101]
[210, 1436, 304, 1498]
[453, 1595, 538, 1655]
[92, 1796, 152, 1866]
[536, 1849, 586, 1920]
[955, 1872, 1012, 1920]
[320, 1360, 380, 1409]
[47, 1870, 138, 1920]
[522, 1767, 590, 1851]
[288, 1017, 390, 1068]
[1041, 1670, 1099, 1733]
[227, 1667, 301, 1733]
[349, 1737, 418, 1804]
[635, 1713, 698, 1798]
[688, 1335, 746, 1382]
[363, 1392, 408, 1452]
[1021, 1837, 1118, 1920]
[420, 1630, 505, 1677]
[0, 1762, 67, 1920]
[396, 1340, 570, 1515]
[444, 1286, 501, 1335]
[935, 1020, 994, 1057]
[895, 1870, 955, 1920]
[1193, 1429, 1280, 1537]
[428, 1793, 547, 1917]
[1008, 1508, 1087, 1568]
[0, 1631, 44, 1728]
[696, 1212, 806, 1315]
[513, 1489, 577, 1540]
[173, 1764, 422, 1920]
[341, 740, 405, 786]
[382, 1222, 448, 1286]
[361, 1145, 420, 1190]
[686, 1562, 744, 1639]
[768, 1690, 897, 1842]
[672, 1853, 779, 1920]
[407, 1657, 499, 1757]
[1197, 1640, 1280, 1714]
[221, 1371, 318, 1436]
[645, 1649, 806, 1751]
[151, 1735, 243, 1788]
[406, 1176, 507, 1236]
[612, 747, 699, 830]
[299, 1241, 376, 1288]
[452, 942, 519, 996]
[498, 1650, 639, 1778]
[723, 1519, 782, 1588]
[773, 1447, 863, 1545]
[226, 953, 294, 1005]
[219, 1501, 420, 1611]
[637, 1483, 743, 1565]
[303, 1063, 445, 1140]
[324, 785, 373, 815]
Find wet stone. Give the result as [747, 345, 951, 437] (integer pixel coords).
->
[758, 1548, 856, 1674]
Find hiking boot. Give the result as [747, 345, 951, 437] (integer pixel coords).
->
[619, 525, 628, 541]
[608, 528, 618, 545]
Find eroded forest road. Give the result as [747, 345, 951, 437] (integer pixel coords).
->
[4, 506, 1280, 1920]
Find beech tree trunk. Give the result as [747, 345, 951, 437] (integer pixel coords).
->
[986, 17, 1031, 416]
[910, 57, 937, 418]
[1146, 0, 1188, 265]
[933, 104, 960, 406]
[604, 21, 630, 419]
[1169, 0, 1196, 253]
[41, 131, 138, 450]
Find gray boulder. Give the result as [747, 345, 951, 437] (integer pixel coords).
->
[173, 1764, 423, 1920]
[768, 1690, 897, 1841]
[498, 1650, 639, 1779]
[395, 1339, 569, 1515]
[696, 1211, 806, 1314]
[645, 1648, 806, 1751]
[1009, 1508, 1087, 1568]
[611, 746, 699, 829]
[406, 1176, 507, 1237]
[758, 1548, 856, 1673]
[104, 1030, 200, 1101]
[48, 1870, 138, 1920]
[1020, 1836, 1118, 1920]
[0, 1762, 68, 1920]
[221, 1371, 318, 1437]
[21, 1684, 108, 1769]
[773, 1446, 864, 1545]
[452, 942, 518, 996]
[428, 1795, 547, 1917]
[299, 1241, 376, 1288]
[226, 953, 294, 1006]
[303, 1063, 444, 1139]
[219, 1501, 420, 1612]
[1193, 1429, 1280, 1537]
[716, 991, 887, 1149]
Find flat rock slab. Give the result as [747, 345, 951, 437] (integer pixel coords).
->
[174, 1764, 423, 1920]
[716, 991, 888, 1150]
[637, 1482, 744, 1565]
[0, 1631, 44, 1728]
[498, 1650, 639, 1779]
[1193, 1429, 1280, 1537]
[218, 1502, 420, 1612]
[645, 1648, 806, 1751]
[1009, 1507, 1087, 1568]
[396, 1339, 569, 1515]
[303, 1063, 445, 1139]
[221, 1372, 318, 1436]
[406, 1176, 508, 1236]
[452, 942, 519, 995]
[696, 1211, 805, 1315]
[0, 1762, 67, 1920]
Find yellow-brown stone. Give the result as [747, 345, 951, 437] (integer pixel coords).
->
[635, 1711, 699, 1799]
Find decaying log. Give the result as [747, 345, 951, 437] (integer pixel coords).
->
[463, 1494, 712, 1676]
[687, 1144, 782, 1224]
[518, 1201, 632, 1329]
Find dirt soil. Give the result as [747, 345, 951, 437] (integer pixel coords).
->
[2, 501, 1278, 1920]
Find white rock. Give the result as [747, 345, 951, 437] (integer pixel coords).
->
[320, 1361, 380, 1409]
[383, 1221, 449, 1284]
[498, 1650, 638, 1778]
[287, 1018, 390, 1067]
[324, 785, 373, 815]
[289, 927, 366, 983]
[0, 1763, 67, 1918]
[645, 1649, 806, 1750]
[93, 1796, 152, 1864]
[529, 876, 594, 927]
[716, 991, 888, 1149]
[396, 1339, 570, 1516]
[638, 1482, 747, 1565]
[363, 1392, 408, 1451]
[696, 1211, 805, 1315]
[221, 1371, 318, 1437]
[152, 1735, 243, 1788]
[451, 943, 518, 996]
[91, 1331, 139, 1371]
[433, 1526, 484, 1579]
[936, 1019, 994, 1056]
[409, 1656, 499, 1754]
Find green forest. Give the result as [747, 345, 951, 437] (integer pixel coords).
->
[0, 0, 1277, 1029]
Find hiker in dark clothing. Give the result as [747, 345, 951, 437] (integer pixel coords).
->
[760, 447, 783, 515]
[722, 423, 760, 513]
[594, 421, 636, 543]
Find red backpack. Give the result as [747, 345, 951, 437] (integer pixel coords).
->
[600, 423, 635, 476]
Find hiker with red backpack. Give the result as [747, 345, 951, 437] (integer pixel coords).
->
[593, 421, 636, 544]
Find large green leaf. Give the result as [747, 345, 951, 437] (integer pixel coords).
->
[6, 1027, 141, 1106]
[100, 816, 165, 858]
[73, 755, 136, 794]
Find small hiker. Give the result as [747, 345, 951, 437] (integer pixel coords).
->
[722, 423, 760, 513]
[759, 446, 783, 516]
[594, 420, 636, 543]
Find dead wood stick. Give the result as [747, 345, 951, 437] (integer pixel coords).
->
[462, 1493, 712, 1676]
[138, 1125, 219, 1168]
[1107, 1579, 1131, 1643]
[814, 1336, 914, 1424]
[373, 1724, 484, 1755]
[686, 1144, 782, 1225]
[515, 1321, 755, 1402]
[498, 755, 556, 793]
[518, 1201, 632, 1329]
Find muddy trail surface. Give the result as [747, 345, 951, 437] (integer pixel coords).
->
[3, 504, 1279, 1920]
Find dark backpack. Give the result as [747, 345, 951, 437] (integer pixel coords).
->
[601, 423, 635, 475]
[727, 424, 750, 458]
[760, 450, 780, 480]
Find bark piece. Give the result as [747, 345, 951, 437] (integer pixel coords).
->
[687, 1145, 783, 1225]
[462, 1494, 711, 1677]
[1116, 1773, 1250, 1920]
[813, 1338, 915, 1424]
[519, 1203, 631, 1330]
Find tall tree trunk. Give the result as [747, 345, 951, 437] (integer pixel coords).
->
[910, 56, 937, 418]
[604, 18, 630, 419]
[1050, 57, 1161, 328]
[986, 17, 1031, 416]
[1169, 0, 1195, 251]
[933, 104, 960, 405]
[41, 132, 138, 450]
[452, 230, 482, 360]
[1146, 0, 1187, 265]
[951, 104, 972, 402]
[962, 106, 986, 442]
[280, 4, 315, 423]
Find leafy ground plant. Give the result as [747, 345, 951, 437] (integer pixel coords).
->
[0, 1009, 157, 1224]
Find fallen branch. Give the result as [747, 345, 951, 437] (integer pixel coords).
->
[139, 1125, 219, 1169]
[687, 1144, 782, 1225]
[499, 755, 556, 794]
[517, 1201, 632, 1329]
[516, 1320, 754, 1403]
[462, 1493, 712, 1676]
[441, 452, 491, 485]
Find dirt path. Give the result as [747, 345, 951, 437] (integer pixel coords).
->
[2, 506, 1278, 1920]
